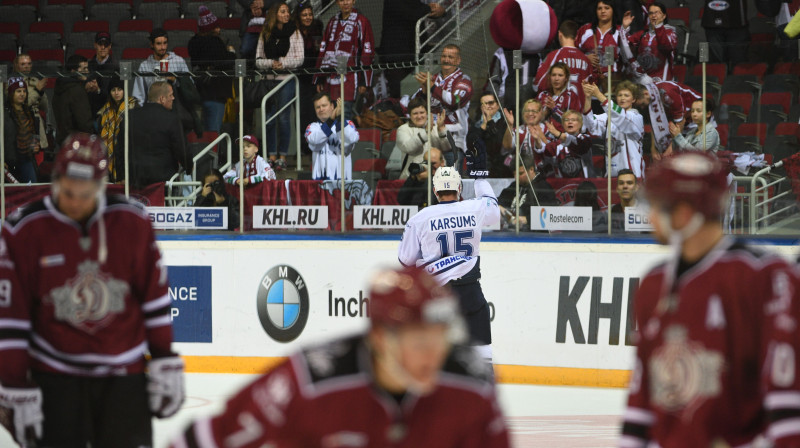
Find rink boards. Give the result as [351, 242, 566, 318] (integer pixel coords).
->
[158, 236, 800, 388]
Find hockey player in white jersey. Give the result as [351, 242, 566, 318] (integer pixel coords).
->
[398, 139, 500, 361]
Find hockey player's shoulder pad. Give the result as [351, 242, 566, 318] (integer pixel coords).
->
[441, 345, 494, 385]
[297, 335, 362, 385]
[4, 200, 47, 230]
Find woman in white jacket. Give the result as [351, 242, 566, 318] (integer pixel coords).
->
[582, 80, 645, 178]
[256, 1, 304, 171]
[395, 97, 451, 179]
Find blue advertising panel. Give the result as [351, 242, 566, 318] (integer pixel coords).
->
[168, 266, 212, 342]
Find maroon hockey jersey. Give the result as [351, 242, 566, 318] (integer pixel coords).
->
[625, 23, 678, 81]
[541, 133, 592, 178]
[620, 238, 800, 447]
[576, 23, 621, 75]
[174, 336, 510, 448]
[0, 195, 173, 386]
[314, 9, 375, 101]
[656, 80, 701, 123]
[532, 46, 592, 100]
[536, 84, 581, 124]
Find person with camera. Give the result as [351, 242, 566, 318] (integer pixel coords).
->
[397, 147, 445, 208]
[195, 169, 241, 231]
[396, 98, 451, 180]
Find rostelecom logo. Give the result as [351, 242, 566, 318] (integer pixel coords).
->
[539, 208, 547, 228]
[256, 265, 309, 342]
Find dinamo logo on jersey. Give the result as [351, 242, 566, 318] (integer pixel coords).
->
[48, 260, 130, 334]
[256, 265, 309, 343]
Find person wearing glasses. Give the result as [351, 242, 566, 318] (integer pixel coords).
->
[620, 1, 677, 82]
[468, 92, 509, 178]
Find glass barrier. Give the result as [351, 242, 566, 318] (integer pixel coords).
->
[2, 8, 799, 239]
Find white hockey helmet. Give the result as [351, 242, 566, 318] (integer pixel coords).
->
[432, 166, 462, 196]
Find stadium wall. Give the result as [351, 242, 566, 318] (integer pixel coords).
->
[159, 236, 800, 388]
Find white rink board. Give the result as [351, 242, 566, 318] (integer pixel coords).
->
[159, 239, 800, 372]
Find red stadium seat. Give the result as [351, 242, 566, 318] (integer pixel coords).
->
[2, 0, 38, 6]
[118, 19, 153, 32]
[353, 159, 387, 177]
[732, 63, 767, 81]
[163, 18, 197, 32]
[0, 22, 20, 39]
[0, 49, 17, 64]
[775, 122, 800, 139]
[121, 47, 152, 60]
[692, 63, 726, 86]
[47, 0, 85, 4]
[173, 46, 189, 58]
[387, 128, 398, 142]
[28, 48, 65, 65]
[666, 7, 689, 26]
[358, 128, 382, 149]
[716, 123, 729, 147]
[217, 17, 240, 30]
[72, 20, 109, 34]
[761, 92, 793, 115]
[29, 21, 65, 38]
[72, 48, 96, 59]
[774, 62, 800, 75]
[720, 92, 754, 116]
[94, 0, 133, 5]
[672, 64, 687, 84]
[736, 123, 767, 145]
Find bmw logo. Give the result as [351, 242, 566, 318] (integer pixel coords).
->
[256, 265, 309, 342]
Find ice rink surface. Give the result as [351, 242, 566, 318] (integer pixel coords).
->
[0, 373, 628, 447]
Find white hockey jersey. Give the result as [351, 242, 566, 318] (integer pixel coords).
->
[398, 180, 500, 285]
[583, 98, 645, 178]
[223, 155, 276, 185]
[305, 119, 358, 180]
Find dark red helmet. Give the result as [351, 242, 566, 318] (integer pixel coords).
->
[53, 133, 108, 181]
[645, 151, 729, 219]
[369, 265, 461, 330]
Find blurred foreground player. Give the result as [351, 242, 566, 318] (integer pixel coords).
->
[620, 151, 800, 447]
[171, 266, 509, 448]
[398, 138, 500, 361]
[0, 133, 184, 448]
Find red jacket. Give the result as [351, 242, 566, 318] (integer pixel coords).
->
[626, 23, 678, 81]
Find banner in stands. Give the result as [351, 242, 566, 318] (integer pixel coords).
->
[148, 207, 228, 230]
[252, 206, 329, 229]
[353, 205, 418, 229]
[168, 266, 212, 343]
[4, 183, 166, 216]
[530, 206, 594, 231]
[159, 239, 800, 387]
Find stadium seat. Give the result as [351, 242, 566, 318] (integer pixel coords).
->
[71, 48, 96, 59]
[121, 47, 151, 60]
[774, 62, 800, 75]
[220, 29, 240, 52]
[721, 74, 761, 95]
[732, 63, 767, 81]
[353, 158, 387, 177]
[166, 30, 193, 48]
[684, 75, 720, 102]
[136, 3, 180, 29]
[47, 0, 85, 5]
[68, 32, 98, 52]
[763, 138, 799, 162]
[380, 141, 396, 160]
[720, 92, 754, 117]
[716, 123, 729, 147]
[358, 128, 382, 149]
[748, 105, 787, 129]
[352, 141, 379, 161]
[0, 22, 20, 39]
[727, 135, 761, 153]
[2, 0, 38, 6]
[736, 123, 768, 146]
[29, 21, 65, 38]
[163, 18, 197, 33]
[790, 104, 800, 123]
[0, 36, 16, 52]
[118, 19, 153, 32]
[761, 92, 793, 115]
[0, 49, 17, 65]
[23, 33, 63, 52]
[762, 74, 800, 98]
[692, 62, 726, 86]
[89, 3, 131, 33]
[113, 31, 151, 54]
[173, 46, 189, 58]
[41, 5, 85, 33]
[672, 64, 687, 84]
[775, 122, 800, 139]
[94, 0, 133, 5]
[0, 7, 36, 37]
[217, 17, 240, 30]
[28, 48, 65, 67]
[184, 1, 228, 20]
[667, 7, 690, 27]
[72, 20, 109, 34]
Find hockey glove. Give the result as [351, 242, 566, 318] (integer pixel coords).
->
[465, 137, 489, 179]
[147, 356, 185, 418]
[0, 384, 43, 447]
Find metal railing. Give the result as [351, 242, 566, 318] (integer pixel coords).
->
[415, 0, 484, 62]
[165, 133, 234, 207]
[749, 163, 794, 234]
[259, 74, 302, 170]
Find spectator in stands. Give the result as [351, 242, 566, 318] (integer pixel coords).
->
[502, 99, 557, 175]
[12, 54, 53, 134]
[4, 78, 43, 183]
[620, 2, 677, 82]
[239, 0, 268, 59]
[379, 0, 445, 99]
[223, 135, 276, 185]
[582, 80, 645, 178]
[609, 168, 639, 230]
[540, 110, 592, 178]
[547, 0, 595, 26]
[305, 92, 358, 180]
[702, 0, 749, 68]
[468, 92, 510, 178]
[576, 1, 621, 81]
[396, 97, 450, 179]
[294, 2, 324, 154]
[119, 81, 191, 188]
[397, 146, 445, 208]
[413, 44, 473, 169]
[616, 0, 649, 34]
[498, 154, 557, 230]
[195, 168, 240, 230]
[314, 0, 375, 122]
[635, 79, 701, 160]
[89, 31, 116, 96]
[97, 77, 136, 183]
[671, 98, 721, 153]
[533, 20, 592, 103]
[574, 180, 601, 208]
[189, 5, 238, 134]
[132, 28, 191, 107]
[85, 73, 106, 118]
[537, 62, 581, 125]
[256, 1, 305, 171]
[53, 55, 95, 146]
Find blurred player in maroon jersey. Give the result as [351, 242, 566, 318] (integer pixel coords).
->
[0, 133, 184, 448]
[171, 265, 509, 448]
[620, 151, 800, 447]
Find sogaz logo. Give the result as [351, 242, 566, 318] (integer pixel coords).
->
[257, 265, 309, 342]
